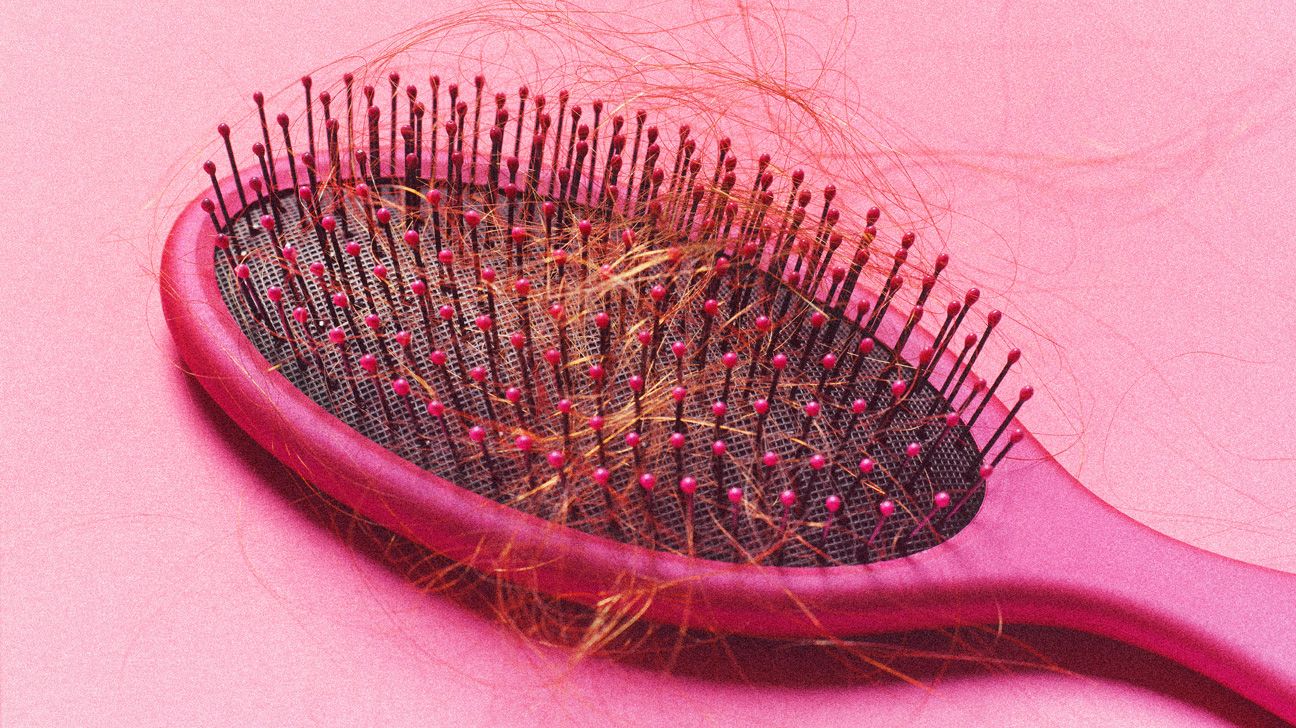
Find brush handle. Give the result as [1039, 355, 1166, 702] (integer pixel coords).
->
[1009, 470, 1296, 723]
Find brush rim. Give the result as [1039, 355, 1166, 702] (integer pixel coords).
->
[163, 167, 1054, 638]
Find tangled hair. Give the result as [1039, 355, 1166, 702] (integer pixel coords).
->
[176, 0, 1061, 679]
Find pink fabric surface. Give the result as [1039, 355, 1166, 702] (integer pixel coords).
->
[3, 0, 1294, 725]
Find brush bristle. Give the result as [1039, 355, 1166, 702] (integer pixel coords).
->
[199, 73, 1027, 567]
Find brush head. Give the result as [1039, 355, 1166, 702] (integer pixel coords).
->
[190, 73, 1024, 575]
[189, 69, 1031, 582]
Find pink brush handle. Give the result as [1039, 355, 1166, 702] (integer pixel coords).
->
[994, 463, 1296, 722]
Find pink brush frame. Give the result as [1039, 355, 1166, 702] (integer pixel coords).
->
[162, 175, 1296, 722]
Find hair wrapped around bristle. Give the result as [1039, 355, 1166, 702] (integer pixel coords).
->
[200, 72, 1030, 569]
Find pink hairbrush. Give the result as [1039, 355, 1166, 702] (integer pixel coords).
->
[161, 73, 1296, 721]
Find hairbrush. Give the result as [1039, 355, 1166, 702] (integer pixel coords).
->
[160, 72, 1296, 720]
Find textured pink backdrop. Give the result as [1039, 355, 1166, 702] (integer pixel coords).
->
[3, 0, 1295, 725]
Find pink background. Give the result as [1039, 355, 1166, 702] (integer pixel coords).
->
[4, 0, 1295, 725]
